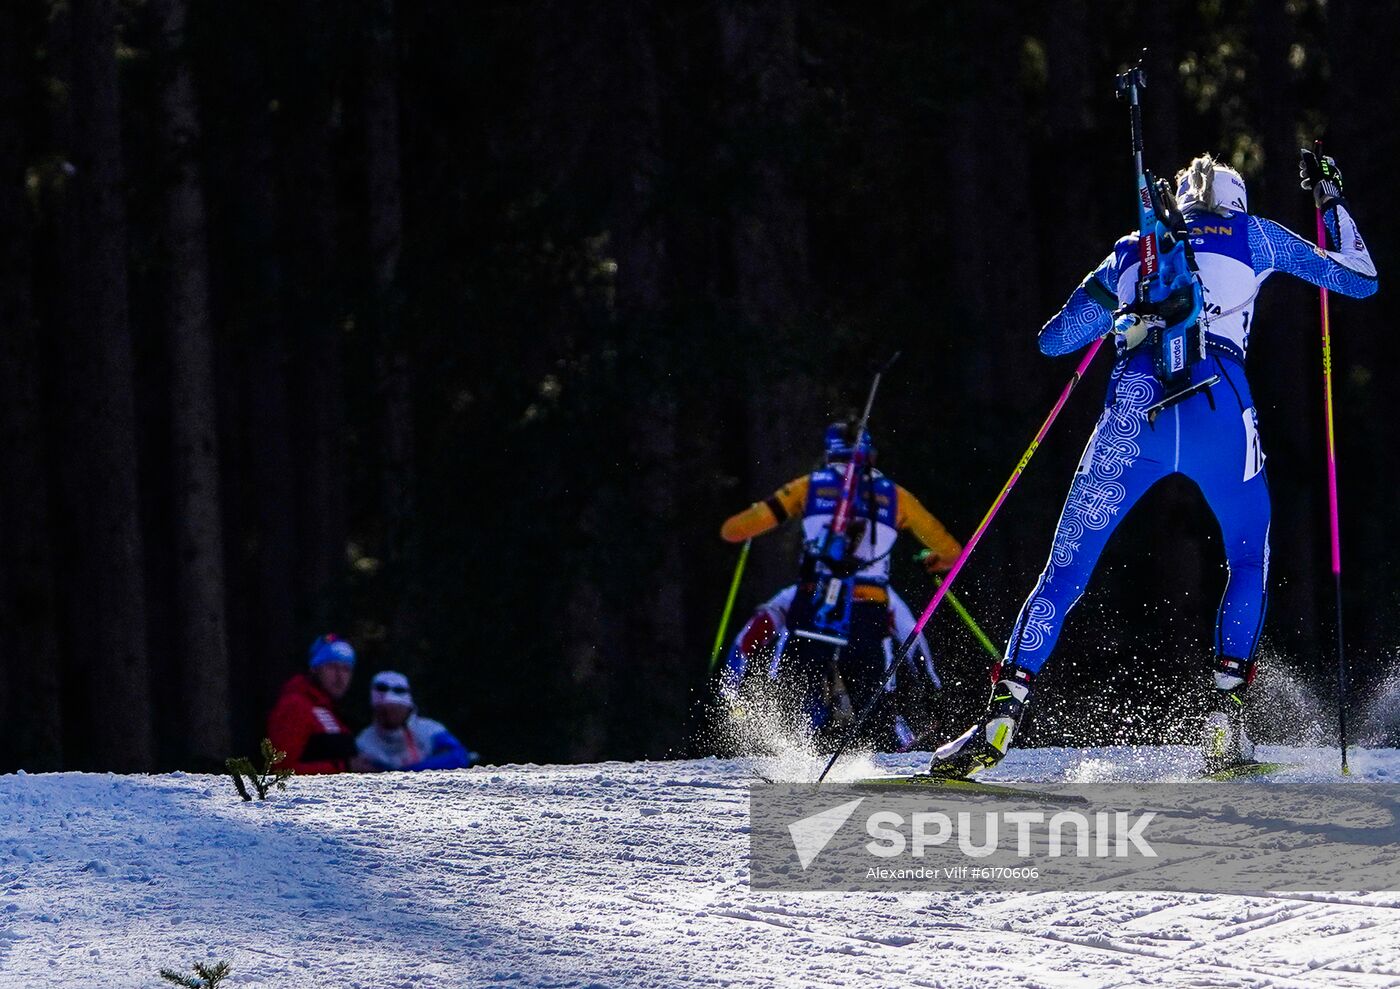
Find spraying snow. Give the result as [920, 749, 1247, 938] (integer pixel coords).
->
[1359, 660, 1400, 746]
[703, 676, 882, 783]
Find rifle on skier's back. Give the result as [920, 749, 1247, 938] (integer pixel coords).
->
[1114, 56, 1212, 422]
[790, 353, 900, 649]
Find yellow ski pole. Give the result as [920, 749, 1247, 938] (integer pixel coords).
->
[708, 539, 751, 674]
[914, 552, 1000, 661]
[942, 583, 1000, 662]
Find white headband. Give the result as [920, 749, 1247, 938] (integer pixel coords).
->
[1177, 166, 1248, 213]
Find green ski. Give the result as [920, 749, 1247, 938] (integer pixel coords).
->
[851, 775, 1089, 804]
[1201, 761, 1292, 781]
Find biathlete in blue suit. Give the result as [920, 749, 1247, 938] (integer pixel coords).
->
[930, 149, 1376, 777]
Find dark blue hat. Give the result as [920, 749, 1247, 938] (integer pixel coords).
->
[824, 421, 874, 461]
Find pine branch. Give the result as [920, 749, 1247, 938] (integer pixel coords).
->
[224, 758, 253, 801]
[256, 738, 293, 797]
[224, 739, 293, 802]
[195, 961, 232, 985]
[158, 971, 202, 989]
[158, 959, 230, 987]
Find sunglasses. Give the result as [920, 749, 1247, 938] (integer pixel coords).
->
[372, 683, 410, 695]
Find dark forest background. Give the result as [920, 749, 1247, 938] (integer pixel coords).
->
[2, 0, 1397, 773]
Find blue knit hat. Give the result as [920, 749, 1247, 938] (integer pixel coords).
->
[308, 633, 356, 669]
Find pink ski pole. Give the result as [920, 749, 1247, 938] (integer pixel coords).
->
[1314, 141, 1349, 775]
[817, 336, 1107, 781]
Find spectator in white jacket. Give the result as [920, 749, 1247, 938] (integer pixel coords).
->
[356, 671, 477, 771]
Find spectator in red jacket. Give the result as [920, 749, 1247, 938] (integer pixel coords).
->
[266, 634, 381, 774]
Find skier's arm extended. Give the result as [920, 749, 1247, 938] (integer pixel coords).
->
[720, 475, 809, 542]
[1038, 251, 1120, 357]
[896, 486, 962, 570]
[1247, 206, 1377, 298]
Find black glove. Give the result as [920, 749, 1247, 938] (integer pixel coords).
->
[1299, 148, 1345, 211]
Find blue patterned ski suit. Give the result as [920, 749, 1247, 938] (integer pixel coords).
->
[1007, 200, 1376, 674]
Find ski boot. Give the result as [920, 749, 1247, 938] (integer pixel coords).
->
[1202, 655, 1257, 773]
[927, 663, 1034, 778]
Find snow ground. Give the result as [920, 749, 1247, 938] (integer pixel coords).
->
[3, 746, 1400, 988]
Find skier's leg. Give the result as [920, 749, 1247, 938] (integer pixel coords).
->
[1198, 483, 1268, 769]
[885, 588, 939, 748]
[824, 600, 892, 745]
[1004, 409, 1172, 674]
[1186, 370, 1272, 768]
[779, 589, 838, 732]
[890, 639, 940, 751]
[931, 397, 1169, 776]
[722, 606, 781, 701]
[1202, 473, 1270, 674]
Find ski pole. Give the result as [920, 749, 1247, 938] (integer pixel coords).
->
[817, 336, 1107, 782]
[913, 552, 1001, 660]
[708, 539, 751, 674]
[941, 579, 1001, 661]
[1313, 140, 1349, 775]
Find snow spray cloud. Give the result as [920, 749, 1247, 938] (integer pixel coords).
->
[703, 672, 823, 758]
[1027, 647, 1334, 751]
[1358, 657, 1400, 746]
[1248, 651, 1332, 746]
[702, 672, 879, 782]
[749, 782, 1400, 892]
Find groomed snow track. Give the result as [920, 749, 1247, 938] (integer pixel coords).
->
[2, 746, 1398, 988]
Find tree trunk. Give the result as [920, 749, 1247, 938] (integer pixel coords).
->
[280, 1, 348, 636]
[1044, 0, 1099, 287]
[948, 4, 1042, 580]
[152, 0, 232, 766]
[217, 21, 298, 709]
[605, 0, 686, 755]
[364, 0, 421, 657]
[1248, 0, 1319, 660]
[1326, 0, 1400, 664]
[719, 0, 818, 597]
[516, 0, 618, 760]
[64, 0, 153, 769]
[1142, 7, 1181, 168]
[0, 2, 64, 770]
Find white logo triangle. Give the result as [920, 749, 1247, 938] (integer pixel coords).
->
[787, 797, 866, 869]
